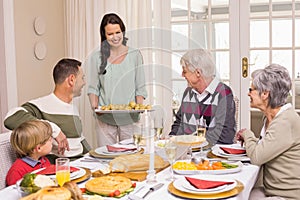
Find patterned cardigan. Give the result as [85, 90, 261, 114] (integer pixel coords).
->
[170, 82, 236, 145]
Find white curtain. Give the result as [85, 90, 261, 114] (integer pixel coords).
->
[64, 0, 153, 148]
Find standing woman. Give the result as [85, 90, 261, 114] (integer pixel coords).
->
[86, 13, 148, 147]
[237, 64, 300, 199]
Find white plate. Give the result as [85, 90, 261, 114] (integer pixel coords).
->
[212, 144, 247, 158]
[192, 141, 209, 149]
[95, 108, 153, 114]
[94, 145, 138, 156]
[173, 175, 237, 194]
[173, 160, 243, 175]
[32, 167, 86, 180]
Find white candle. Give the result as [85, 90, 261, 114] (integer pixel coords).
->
[144, 110, 155, 172]
[149, 129, 155, 172]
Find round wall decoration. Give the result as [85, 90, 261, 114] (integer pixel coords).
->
[34, 16, 46, 35]
[34, 42, 47, 60]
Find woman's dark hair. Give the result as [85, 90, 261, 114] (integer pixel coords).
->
[99, 13, 128, 74]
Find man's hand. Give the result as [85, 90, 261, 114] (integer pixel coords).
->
[55, 131, 70, 155]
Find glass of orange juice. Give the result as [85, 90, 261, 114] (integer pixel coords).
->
[55, 158, 70, 186]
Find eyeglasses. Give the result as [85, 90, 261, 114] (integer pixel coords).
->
[248, 88, 256, 93]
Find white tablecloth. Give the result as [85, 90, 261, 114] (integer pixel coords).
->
[0, 155, 260, 200]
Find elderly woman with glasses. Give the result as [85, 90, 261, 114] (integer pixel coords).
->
[237, 64, 300, 200]
[169, 49, 236, 145]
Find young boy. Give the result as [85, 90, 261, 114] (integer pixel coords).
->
[6, 120, 53, 186]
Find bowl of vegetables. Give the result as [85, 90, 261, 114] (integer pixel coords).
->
[16, 173, 56, 197]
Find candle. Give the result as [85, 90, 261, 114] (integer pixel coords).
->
[144, 110, 155, 172]
[149, 129, 155, 172]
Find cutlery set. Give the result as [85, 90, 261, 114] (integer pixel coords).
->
[128, 183, 164, 200]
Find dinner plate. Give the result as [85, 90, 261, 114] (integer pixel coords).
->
[94, 145, 138, 156]
[192, 141, 209, 151]
[212, 144, 247, 158]
[32, 167, 86, 180]
[171, 135, 206, 146]
[173, 175, 237, 195]
[89, 148, 144, 159]
[95, 108, 153, 114]
[173, 160, 243, 175]
[72, 168, 91, 183]
[168, 180, 244, 199]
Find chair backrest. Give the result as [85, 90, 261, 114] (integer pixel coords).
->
[0, 132, 17, 189]
[233, 96, 240, 143]
[234, 96, 239, 131]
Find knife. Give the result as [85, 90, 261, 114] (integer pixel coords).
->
[142, 183, 164, 198]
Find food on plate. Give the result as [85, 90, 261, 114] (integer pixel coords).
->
[173, 160, 238, 171]
[172, 161, 198, 170]
[100, 102, 152, 111]
[109, 154, 166, 172]
[19, 173, 56, 194]
[171, 135, 206, 145]
[20, 186, 71, 200]
[85, 176, 134, 197]
[63, 181, 84, 200]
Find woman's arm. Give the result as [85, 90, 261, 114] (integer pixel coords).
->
[88, 93, 99, 110]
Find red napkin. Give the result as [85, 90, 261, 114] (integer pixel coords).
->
[106, 145, 137, 152]
[36, 165, 80, 175]
[220, 147, 246, 154]
[185, 177, 234, 189]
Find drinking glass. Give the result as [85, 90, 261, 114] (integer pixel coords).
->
[55, 158, 70, 186]
[165, 139, 177, 181]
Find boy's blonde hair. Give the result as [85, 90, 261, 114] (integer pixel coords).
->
[10, 120, 52, 157]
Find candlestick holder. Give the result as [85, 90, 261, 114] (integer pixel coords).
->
[146, 168, 157, 184]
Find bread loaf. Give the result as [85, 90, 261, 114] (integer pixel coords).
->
[109, 154, 166, 172]
[20, 186, 71, 200]
[63, 181, 84, 200]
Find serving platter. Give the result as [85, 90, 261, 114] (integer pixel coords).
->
[168, 179, 244, 199]
[95, 108, 153, 114]
[173, 160, 243, 175]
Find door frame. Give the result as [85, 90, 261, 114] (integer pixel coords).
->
[229, 0, 251, 130]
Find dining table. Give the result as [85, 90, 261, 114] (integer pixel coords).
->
[0, 143, 260, 200]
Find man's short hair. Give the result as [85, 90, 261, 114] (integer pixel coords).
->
[53, 58, 82, 84]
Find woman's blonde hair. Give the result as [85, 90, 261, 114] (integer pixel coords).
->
[10, 120, 52, 157]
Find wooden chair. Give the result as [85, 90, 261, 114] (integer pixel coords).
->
[233, 96, 240, 143]
[0, 132, 17, 189]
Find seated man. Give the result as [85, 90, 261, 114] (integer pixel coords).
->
[4, 58, 91, 161]
[169, 49, 236, 145]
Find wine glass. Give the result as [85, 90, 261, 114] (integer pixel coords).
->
[155, 127, 163, 140]
[133, 124, 142, 151]
[55, 158, 70, 186]
[165, 139, 177, 181]
[196, 118, 207, 158]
